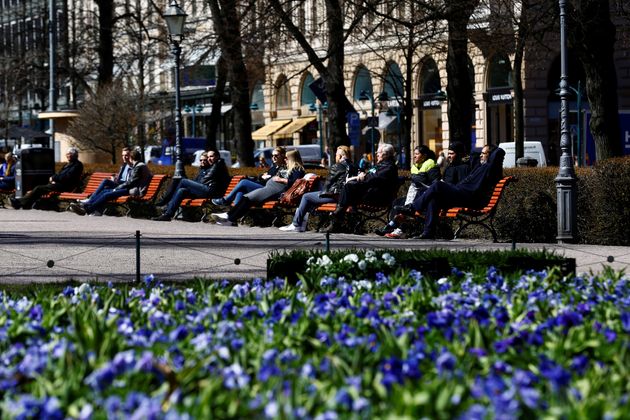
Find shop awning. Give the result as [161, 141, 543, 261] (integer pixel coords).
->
[252, 119, 292, 140]
[273, 117, 316, 139]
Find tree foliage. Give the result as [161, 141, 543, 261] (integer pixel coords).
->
[67, 83, 137, 164]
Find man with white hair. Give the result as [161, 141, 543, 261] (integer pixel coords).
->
[323, 142, 398, 233]
[11, 147, 84, 210]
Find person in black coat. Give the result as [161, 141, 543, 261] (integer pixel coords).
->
[153, 149, 231, 221]
[155, 151, 211, 206]
[11, 147, 84, 209]
[323, 143, 399, 232]
[279, 145, 356, 232]
[399, 145, 505, 239]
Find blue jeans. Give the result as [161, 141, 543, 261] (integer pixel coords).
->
[292, 191, 335, 226]
[91, 179, 118, 198]
[164, 178, 210, 216]
[224, 179, 262, 205]
[85, 188, 129, 214]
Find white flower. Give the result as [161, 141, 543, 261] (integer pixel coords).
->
[317, 255, 333, 267]
[306, 256, 315, 266]
[358, 260, 367, 271]
[382, 253, 396, 266]
[365, 250, 375, 259]
[343, 254, 360, 263]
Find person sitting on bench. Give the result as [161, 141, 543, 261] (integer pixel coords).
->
[211, 150, 305, 226]
[396, 144, 504, 239]
[68, 149, 151, 216]
[322, 143, 398, 233]
[212, 147, 287, 207]
[152, 149, 230, 221]
[377, 145, 440, 237]
[78, 147, 132, 204]
[11, 147, 84, 210]
[279, 145, 356, 232]
[0, 152, 17, 190]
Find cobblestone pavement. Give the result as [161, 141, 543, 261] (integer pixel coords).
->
[0, 208, 628, 284]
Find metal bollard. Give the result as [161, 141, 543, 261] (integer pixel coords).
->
[136, 230, 141, 283]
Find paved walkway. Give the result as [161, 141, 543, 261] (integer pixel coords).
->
[0, 208, 628, 284]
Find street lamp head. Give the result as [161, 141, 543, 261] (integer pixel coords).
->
[308, 103, 317, 112]
[164, 0, 187, 40]
[183, 105, 191, 113]
[434, 90, 447, 101]
[250, 103, 259, 111]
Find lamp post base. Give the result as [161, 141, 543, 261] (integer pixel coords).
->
[555, 174, 577, 243]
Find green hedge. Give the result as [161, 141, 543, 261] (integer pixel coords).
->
[74, 157, 630, 245]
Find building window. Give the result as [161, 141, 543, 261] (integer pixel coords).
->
[276, 76, 291, 110]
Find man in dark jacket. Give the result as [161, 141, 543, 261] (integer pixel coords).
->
[279, 145, 356, 232]
[323, 143, 398, 232]
[11, 147, 84, 209]
[152, 149, 230, 221]
[399, 145, 504, 239]
[68, 149, 152, 216]
[442, 142, 471, 185]
[155, 151, 211, 206]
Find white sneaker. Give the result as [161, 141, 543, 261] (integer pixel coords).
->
[79, 198, 90, 204]
[216, 219, 236, 226]
[210, 212, 228, 220]
[279, 224, 303, 232]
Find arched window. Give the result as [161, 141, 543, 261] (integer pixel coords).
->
[420, 58, 441, 94]
[276, 76, 291, 110]
[353, 66, 373, 100]
[488, 54, 513, 89]
[384, 62, 404, 100]
[301, 73, 316, 106]
[251, 80, 264, 110]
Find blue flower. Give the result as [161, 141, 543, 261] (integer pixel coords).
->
[620, 312, 630, 333]
[571, 355, 589, 375]
[539, 356, 571, 391]
[436, 350, 456, 374]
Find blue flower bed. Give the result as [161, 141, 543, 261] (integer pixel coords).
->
[1, 255, 629, 418]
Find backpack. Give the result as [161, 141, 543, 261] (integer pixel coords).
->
[279, 178, 311, 206]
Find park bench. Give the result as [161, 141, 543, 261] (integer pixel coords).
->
[105, 174, 168, 217]
[249, 174, 321, 226]
[56, 172, 115, 202]
[397, 176, 516, 242]
[314, 176, 406, 234]
[177, 175, 245, 222]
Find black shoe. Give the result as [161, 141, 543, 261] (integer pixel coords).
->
[394, 204, 415, 216]
[151, 213, 172, 221]
[9, 198, 21, 210]
[418, 232, 435, 240]
[375, 224, 395, 236]
[68, 203, 87, 216]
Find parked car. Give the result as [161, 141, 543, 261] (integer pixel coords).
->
[498, 141, 547, 168]
[191, 149, 232, 167]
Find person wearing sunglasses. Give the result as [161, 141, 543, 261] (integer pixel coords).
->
[152, 149, 231, 221]
[211, 147, 287, 207]
[155, 151, 211, 207]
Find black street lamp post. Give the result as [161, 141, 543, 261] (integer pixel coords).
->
[359, 90, 388, 162]
[164, 0, 187, 179]
[556, 0, 577, 243]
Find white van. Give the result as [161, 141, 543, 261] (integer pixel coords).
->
[498, 141, 547, 168]
[191, 149, 232, 167]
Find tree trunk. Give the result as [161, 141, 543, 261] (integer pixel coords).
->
[206, 56, 227, 151]
[322, 0, 351, 151]
[208, 0, 254, 167]
[445, 0, 479, 152]
[568, 0, 621, 159]
[513, 25, 525, 160]
[95, 0, 114, 87]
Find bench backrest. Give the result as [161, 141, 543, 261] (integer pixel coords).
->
[479, 176, 515, 212]
[225, 175, 245, 197]
[83, 172, 115, 194]
[143, 174, 168, 201]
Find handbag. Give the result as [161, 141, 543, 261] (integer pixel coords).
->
[279, 178, 310, 205]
